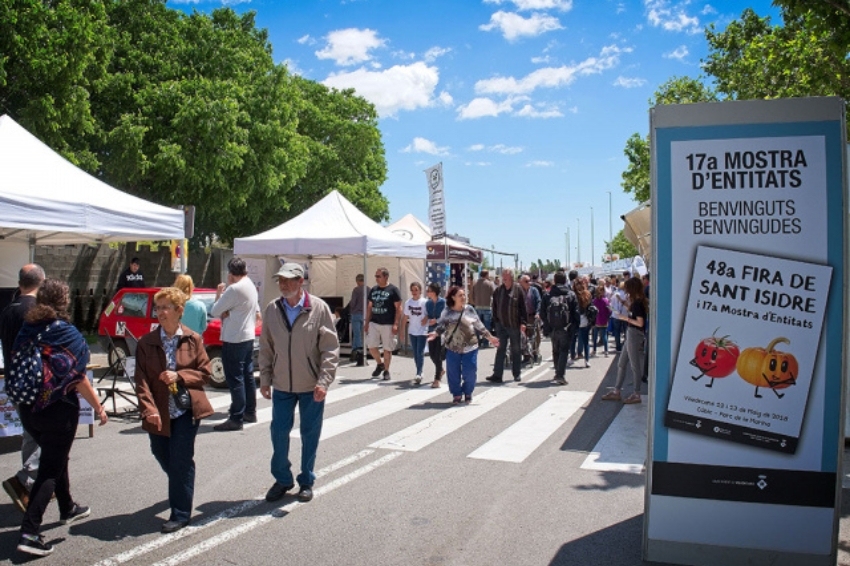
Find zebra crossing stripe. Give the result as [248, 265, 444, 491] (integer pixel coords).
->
[208, 382, 381, 427]
[293, 385, 446, 441]
[580, 395, 648, 474]
[369, 387, 524, 452]
[467, 390, 594, 463]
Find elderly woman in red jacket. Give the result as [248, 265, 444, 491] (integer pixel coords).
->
[135, 287, 213, 534]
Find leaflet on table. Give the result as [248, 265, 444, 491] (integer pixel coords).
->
[665, 245, 832, 454]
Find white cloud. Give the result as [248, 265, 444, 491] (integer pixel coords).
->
[438, 91, 454, 106]
[568, 105, 578, 113]
[616, 3, 626, 14]
[484, 0, 573, 11]
[401, 137, 450, 156]
[475, 44, 631, 95]
[531, 55, 551, 64]
[489, 144, 524, 154]
[297, 35, 312, 45]
[526, 160, 554, 167]
[480, 11, 563, 41]
[701, 4, 717, 15]
[613, 76, 646, 88]
[456, 96, 521, 119]
[392, 50, 416, 61]
[664, 45, 688, 60]
[323, 62, 441, 117]
[465, 161, 492, 166]
[282, 59, 304, 76]
[645, 0, 700, 33]
[424, 46, 452, 62]
[469, 144, 486, 151]
[515, 104, 564, 118]
[315, 28, 385, 66]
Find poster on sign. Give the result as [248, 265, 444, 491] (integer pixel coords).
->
[645, 97, 846, 566]
[665, 246, 831, 454]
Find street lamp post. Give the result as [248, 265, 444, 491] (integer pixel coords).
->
[591, 206, 595, 269]
[576, 218, 581, 264]
[565, 228, 570, 268]
[607, 190, 613, 245]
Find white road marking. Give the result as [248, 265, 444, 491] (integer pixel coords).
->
[149, 451, 403, 566]
[293, 385, 446, 441]
[370, 387, 523, 452]
[580, 395, 648, 474]
[467, 390, 594, 463]
[89, 449, 376, 566]
[208, 382, 381, 427]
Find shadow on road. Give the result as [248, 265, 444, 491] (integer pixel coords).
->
[549, 514, 644, 566]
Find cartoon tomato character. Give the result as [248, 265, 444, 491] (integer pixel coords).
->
[736, 337, 798, 399]
[690, 329, 740, 388]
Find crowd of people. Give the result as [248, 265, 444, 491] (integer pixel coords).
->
[1, 257, 649, 557]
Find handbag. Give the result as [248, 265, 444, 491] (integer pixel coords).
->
[169, 382, 192, 411]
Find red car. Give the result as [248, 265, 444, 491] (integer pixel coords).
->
[97, 287, 260, 389]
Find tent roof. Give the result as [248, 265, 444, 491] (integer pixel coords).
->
[386, 213, 483, 262]
[0, 115, 184, 245]
[233, 190, 425, 258]
[622, 202, 651, 266]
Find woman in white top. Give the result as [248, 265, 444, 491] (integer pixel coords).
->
[403, 282, 429, 384]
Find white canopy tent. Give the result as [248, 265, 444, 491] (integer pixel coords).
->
[0, 114, 185, 286]
[234, 190, 426, 310]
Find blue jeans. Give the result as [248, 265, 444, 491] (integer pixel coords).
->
[493, 322, 522, 379]
[271, 390, 325, 488]
[445, 349, 478, 397]
[592, 325, 608, 354]
[222, 340, 256, 422]
[149, 411, 199, 523]
[577, 326, 591, 362]
[351, 313, 364, 350]
[410, 334, 427, 375]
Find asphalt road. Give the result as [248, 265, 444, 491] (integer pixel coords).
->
[2, 338, 849, 566]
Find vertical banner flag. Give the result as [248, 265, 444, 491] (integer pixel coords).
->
[645, 98, 846, 566]
[426, 163, 446, 239]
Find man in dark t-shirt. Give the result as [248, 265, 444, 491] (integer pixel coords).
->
[0, 263, 45, 513]
[364, 267, 402, 381]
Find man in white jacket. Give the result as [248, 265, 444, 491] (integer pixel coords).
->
[259, 263, 339, 504]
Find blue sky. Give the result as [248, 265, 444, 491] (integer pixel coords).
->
[169, 0, 780, 270]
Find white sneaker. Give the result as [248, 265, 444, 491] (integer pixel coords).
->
[585, 360, 591, 368]
[566, 358, 574, 367]
[414, 375, 422, 385]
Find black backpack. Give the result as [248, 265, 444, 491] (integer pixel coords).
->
[547, 295, 571, 330]
[585, 303, 599, 324]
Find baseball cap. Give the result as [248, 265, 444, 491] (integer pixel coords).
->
[273, 263, 304, 280]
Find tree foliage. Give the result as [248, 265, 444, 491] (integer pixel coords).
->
[1, 0, 389, 244]
[0, 0, 111, 169]
[605, 230, 638, 259]
[704, 8, 850, 102]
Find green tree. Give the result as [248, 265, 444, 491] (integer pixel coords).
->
[620, 77, 717, 203]
[704, 8, 850, 102]
[605, 230, 638, 259]
[291, 76, 389, 221]
[0, 0, 111, 169]
[94, 2, 308, 244]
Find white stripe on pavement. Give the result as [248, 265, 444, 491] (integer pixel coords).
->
[208, 382, 382, 427]
[369, 387, 524, 452]
[294, 385, 446, 441]
[89, 449, 377, 566]
[149, 451, 403, 566]
[580, 395, 648, 474]
[467, 390, 593, 463]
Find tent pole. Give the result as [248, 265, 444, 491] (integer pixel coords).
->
[362, 253, 367, 360]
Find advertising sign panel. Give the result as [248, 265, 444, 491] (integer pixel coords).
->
[645, 98, 846, 566]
